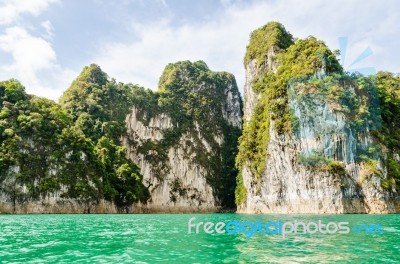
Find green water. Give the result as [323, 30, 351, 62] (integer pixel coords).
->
[0, 214, 398, 263]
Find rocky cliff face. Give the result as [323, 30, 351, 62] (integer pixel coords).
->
[124, 61, 242, 212]
[236, 22, 400, 214]
[0, 62, 242, 213]
[243, 48, 277, 122]
[0, 66, 151, 213]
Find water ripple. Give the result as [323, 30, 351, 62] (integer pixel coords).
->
[0, 214, 398, 263]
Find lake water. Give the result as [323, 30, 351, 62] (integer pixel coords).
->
[0, 214, 399, 263]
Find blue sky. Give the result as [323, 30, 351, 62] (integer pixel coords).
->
[0, 0, 399, 100]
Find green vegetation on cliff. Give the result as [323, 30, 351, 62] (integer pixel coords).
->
[0, 62, 242, 210]
[134, 61, 242, 208]
[236, 21, 400, 204]
[237, 26, 342, 186]
[244, 21, 294, 67]
[375, 72, 400, 190]
[0, 65, 149, 208]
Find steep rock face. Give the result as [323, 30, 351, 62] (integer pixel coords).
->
[243, 60, 260, 122]
[124, 61, 242, 211]
[125, 113, 216, 211]
[0, 62, 242, 213]
[0, 66, 150, 213]
[236, 22, 400, 214]
[243, 48, 278, 122]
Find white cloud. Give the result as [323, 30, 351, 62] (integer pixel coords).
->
[41, 20, 54, 38]
[93, 0, 400, 94]
[0, 0, 73, 101]
[0, 0, 398, 101]
[0, 0, 58, 25]
[0, 26, 56, 80]
[94, 12, 261, 91]
[0, 26, 75, 100]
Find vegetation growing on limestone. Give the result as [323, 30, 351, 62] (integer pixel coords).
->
[1, 21, 399, 210]
[244, 21, 294, 67]
[374, 72, 400, 190]
[0, 65, 150, 209]
[0, 61, 242, 210]
[237, 29, 342, 187]
[236, 21, 400, 204]
[134, 61, 242, 208]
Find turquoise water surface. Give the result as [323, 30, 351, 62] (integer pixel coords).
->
[0, 214, 399, 263]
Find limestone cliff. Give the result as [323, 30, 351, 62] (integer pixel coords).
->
[0, 62, 242, 213]
[236, 22, 400, 214]
[123, 61, 242, 212]
[0, 66, 151, 213]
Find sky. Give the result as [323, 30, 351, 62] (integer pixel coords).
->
[0, 0, 399, 101]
